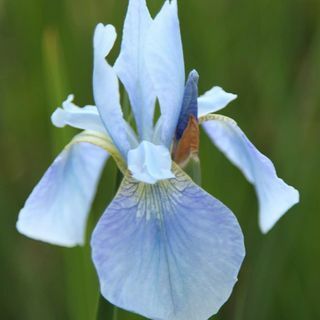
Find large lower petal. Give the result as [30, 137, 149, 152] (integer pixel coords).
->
[202, 115, 299, 233]
[91, 166, 245, 320]
[17, 142, 108, 247]
[114, 0, 155, 140]
[145, 0, 185, 147]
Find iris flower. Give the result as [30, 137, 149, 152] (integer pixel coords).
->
[17, 0, 299, 319]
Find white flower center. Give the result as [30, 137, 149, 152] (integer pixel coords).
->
[128, 141, 175, 184]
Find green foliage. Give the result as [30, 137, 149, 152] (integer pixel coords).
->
[0, 0, 319, 319]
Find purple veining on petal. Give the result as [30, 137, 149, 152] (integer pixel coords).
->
[91, 167, 245, 320]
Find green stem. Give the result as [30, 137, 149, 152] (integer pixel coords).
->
[95, 89, 133, 320]
[96, 169, 123, 320]
[96, 295, 116, 320]
[183, 156, 202, 186]
[113, 307, 119, 320]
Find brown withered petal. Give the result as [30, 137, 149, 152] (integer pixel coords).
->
[173, 115, 200, 167]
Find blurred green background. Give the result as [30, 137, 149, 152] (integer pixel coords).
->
[0, 0, 319, 319]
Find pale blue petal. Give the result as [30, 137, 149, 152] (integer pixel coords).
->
[203, 117, 299, 233]
[93, 24, 131, 158]
[145, 0, 185, 147]
[91, 167, 245, 320]
[198, 87, 237, 117]
[51, 94, 107, 133]
[114, 0, 155, 140]
[17, 142, 108, 247]
[128, 140, 174, 184]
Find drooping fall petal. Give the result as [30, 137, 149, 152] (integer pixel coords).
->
[202, 116, 299, 232]
[91, 166, 245, 320]
[17, 142, 108, 247]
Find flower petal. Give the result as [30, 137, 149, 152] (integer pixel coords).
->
[114, 0, 155, 140]
[91, 166, 245, 320]
[176, 70, 199, 140]
[145, 0, 185, 147]
[202, 116, 299, 233]
[128, 140, 174, 184]
[17, 142, 108, 247]
[93, 24, 131, 158]
[198, 86, 237, 117]
[51, 94, 107, 133]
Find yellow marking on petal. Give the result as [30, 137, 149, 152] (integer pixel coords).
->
[68, 130, 127, 174]
[199, 113, 237, 126]
[117, 163, 195, 220]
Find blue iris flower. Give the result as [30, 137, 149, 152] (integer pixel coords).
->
[16, 1, 299, 319]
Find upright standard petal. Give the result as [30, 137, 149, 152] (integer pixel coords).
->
[202, 115, 299, 233]
[91, 166, 245, 320]
[93, 24, 131, 159]
[114, 0, 155, 140]
[198, 86, 237, 117]
[145, 0, 185, 147]
[17, 142, 108, 247]
[51, 95, 107, 133]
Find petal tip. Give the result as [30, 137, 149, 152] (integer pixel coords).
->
[198, 86, 238, 117]
[62, 94, 75, 109]
[259, 186, 300, 234]
[94, 23, 117, 57]
[16, 211, 83, 248]
[51, 95, 76, 127]
[189, 69, 199, 82]
[51, 108, 66, 127]
[16, 143, 108, 248]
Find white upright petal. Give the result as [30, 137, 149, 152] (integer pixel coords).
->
[17, 142, 108, 247]
[94, 23, 117, 58]
[128, 141, 174, 184]
[114, 0, 155, 140]
[202, 117, 299, 233]
[93, 24, 131, 159]
[145, 0, 185, 147]
[51, 95, 107, 133]
[198, 86, 237, 117]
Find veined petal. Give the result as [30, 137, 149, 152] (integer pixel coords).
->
[93, 24, 131, 159]
[114, 0, 155, 140]
[202, 115, 299, 233]
[198, 86, 237, 117]
[145, 0, 185, 147]
[91, 166, 245, 320]
[51, 94, 107, 133]
[17, 142, 108, 247]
